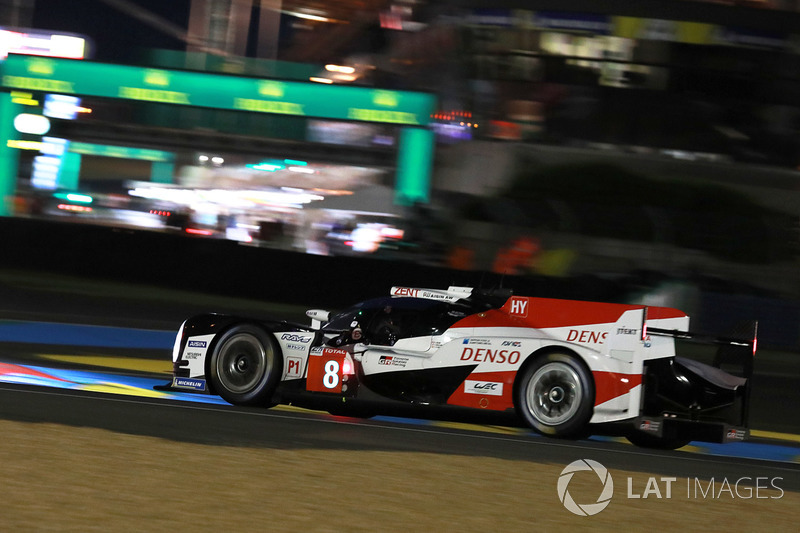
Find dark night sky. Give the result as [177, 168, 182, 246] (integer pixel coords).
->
[31, 0, 191, 63]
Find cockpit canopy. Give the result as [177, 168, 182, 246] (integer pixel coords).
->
[322, 297, 470, 346]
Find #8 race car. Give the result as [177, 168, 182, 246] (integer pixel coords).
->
[157, 285, 757, 449]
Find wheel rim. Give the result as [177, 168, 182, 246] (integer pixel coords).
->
[526, 361, 582, 426]
[215, 333, 270, 393]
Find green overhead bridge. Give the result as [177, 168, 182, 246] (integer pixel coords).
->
[0, 54, 437, 216]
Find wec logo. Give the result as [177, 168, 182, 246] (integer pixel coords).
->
[557, 459, 614, 516]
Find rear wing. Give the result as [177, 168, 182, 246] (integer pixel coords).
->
[647, 320, 758, 426]
[646, 321, 758, 376]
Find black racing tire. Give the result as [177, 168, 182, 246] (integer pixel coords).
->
[208, 324, 282, 406]
[626, 432, 691, 450]
[516, 352, 595, 438]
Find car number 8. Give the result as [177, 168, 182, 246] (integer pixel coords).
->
[323, 360, 340, 389]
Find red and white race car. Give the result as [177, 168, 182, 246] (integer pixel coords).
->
[160, 285, 756, 448]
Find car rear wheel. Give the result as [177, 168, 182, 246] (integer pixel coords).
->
[209, 325, 282, 406]
[517, 352, 594, 438]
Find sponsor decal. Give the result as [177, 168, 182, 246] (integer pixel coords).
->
[392, 287, 419, 297]
[460, 347, 520, 365]
[285, 356, 303, 377]
[639, 419, 661, 434]
[173, 377, 206, 391]
[187, 340, 207, 348]
[726, 428, 747, 442]
[566, 329, 608, 344]
[378, 355, 408, 367]
[281, 333, 312, 343]
[462, 338, 491, 345]
[310, 346, 348, 358]
[390, 287, 461, 302]
[286, 344, 306, 352]
[509, 297, 528, 317]
[616, 327, 638, 335]
[183, 351, 202, 360]
[501, 340, 521, 347]
[306, 348, 347, 393]
[464, 380, 503, 396]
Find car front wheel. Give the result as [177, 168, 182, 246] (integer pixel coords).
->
[517, 352, 594, 438]
[209, 325, 282, 406]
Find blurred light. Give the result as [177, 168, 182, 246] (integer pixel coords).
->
[67, 193, 92, 204]
[57, 204, 92, 212]
[129, 185, 324, 208]
[226, 226, 253, 243]
[14, 113, 51, 135]
[284, 159, 307, 166]
[381, 227, 404, 239]
[211, 156, 224, 165]
[325, 64, 355, 74]
[288, 166, 314, 174]
[290, 12, 331, 22]
[49, 34, 86, 59]
[248, 159, 286, 172]
[40, 137, 67, 156]
[333, 73, 357, 82]
[198, 155, 209, 162]
[10, 91, 38, 106]
[185, 228, 214, 236]
[309, 77, 333, 84]
[54, 192, 92, 204]
[44, 94, 81, 120]
[0, 29, 87, 60]
[7, 140, 42, 150]
[33, 155, 61, 170]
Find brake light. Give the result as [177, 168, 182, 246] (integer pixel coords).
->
[342, 357, 353, 375]
[185, 228, 213, 236]
[641, 307, 648, 341]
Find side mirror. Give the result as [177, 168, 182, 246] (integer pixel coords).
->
[306, 309, 330, 330]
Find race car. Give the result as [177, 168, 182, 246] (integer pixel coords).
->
[157, 285, 757, 449]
